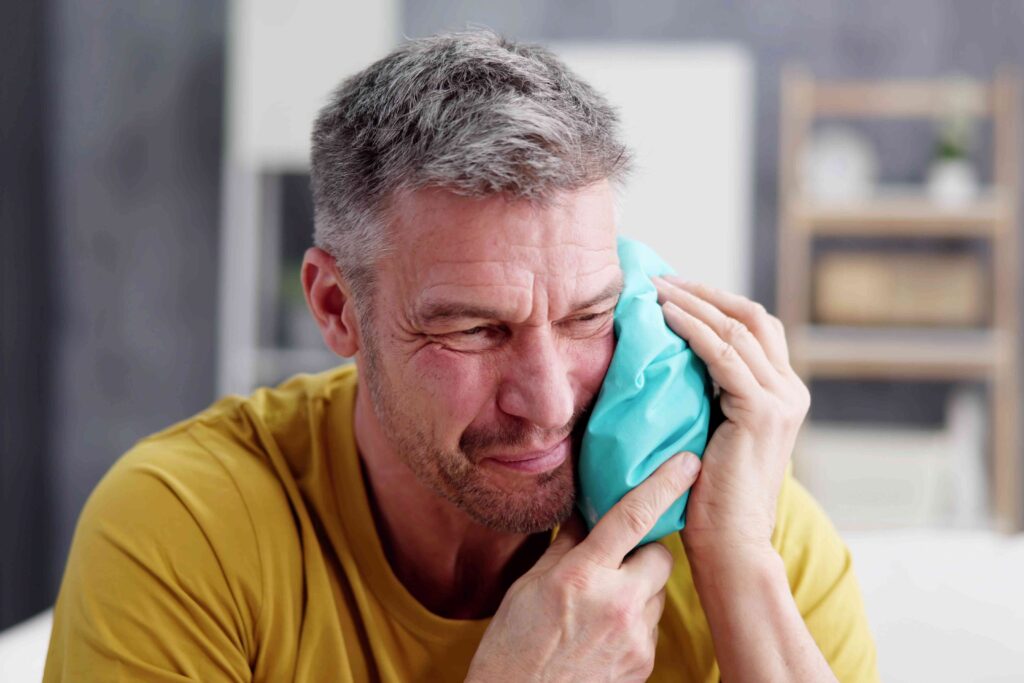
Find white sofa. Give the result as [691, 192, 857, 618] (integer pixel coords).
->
[845, 530, 1024, 682]
[0, 610, 50, 682]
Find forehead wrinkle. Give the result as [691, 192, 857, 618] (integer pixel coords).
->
[528, 259, 619, 319]
[404, 229, 618, 325]
[412, 280, 534, 326]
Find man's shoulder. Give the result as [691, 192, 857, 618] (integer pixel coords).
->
[771, 471, 852, 582]
[76, 367, 359, 578]
[112, 362, 358, 506]
[81, 413, 293, 571]
[138, 362, 358, 449]
[83, 362, 358, 562]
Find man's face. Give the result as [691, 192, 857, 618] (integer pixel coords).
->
[357, 181, 621, 534]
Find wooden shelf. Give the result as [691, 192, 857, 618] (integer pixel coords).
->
[793, 326, 999, 380]
[812, 79, 992, 118]
[794, 190, 1005, 237]
[778, 67, 1022, 529]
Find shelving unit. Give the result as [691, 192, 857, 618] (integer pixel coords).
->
[777, 68, 1022, 530]
[793, 188, 1005, 237]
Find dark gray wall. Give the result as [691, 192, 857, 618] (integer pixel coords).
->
[46, 0, 224, 598]
[1, 0, 51, 630]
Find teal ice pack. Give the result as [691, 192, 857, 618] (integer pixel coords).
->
[578, 236, 713, 546]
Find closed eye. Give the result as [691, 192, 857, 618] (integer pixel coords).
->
[569, 309, 614, 324]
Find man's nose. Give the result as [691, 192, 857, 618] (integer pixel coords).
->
[496, 328, 576, 432]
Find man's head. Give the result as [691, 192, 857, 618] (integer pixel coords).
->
[304, 30, 630, 534]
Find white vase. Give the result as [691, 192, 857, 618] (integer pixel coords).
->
[926, 158, 979, 207]
[802, 126, 878, 203]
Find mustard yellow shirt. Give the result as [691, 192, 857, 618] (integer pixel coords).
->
[44, 365, 878, 682]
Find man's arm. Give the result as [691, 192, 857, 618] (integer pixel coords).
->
[774, 473, 879, 681]
[689, 536, 838, 681]
[654, 276, 874, 681]
[685, 475, 879, 682]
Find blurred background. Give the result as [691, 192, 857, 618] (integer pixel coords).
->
[3, 1, 1024, 680]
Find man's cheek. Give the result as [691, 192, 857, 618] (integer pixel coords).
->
[575, 330, 616, 394]
[408, 345, 493, 413]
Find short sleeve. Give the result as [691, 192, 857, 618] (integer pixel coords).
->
[772, 474, 881, 683]
[43, 438, 264, 682]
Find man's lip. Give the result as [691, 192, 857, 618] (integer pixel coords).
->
[480, 436, 571, 474]
[485, 437, 570, 463]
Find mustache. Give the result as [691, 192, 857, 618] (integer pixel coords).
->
[459, 403, 593, 456]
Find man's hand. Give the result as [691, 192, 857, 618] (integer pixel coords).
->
[654, 276, 837, 683]
[653, 275, 810, 561]
[466, 452, 702, 683]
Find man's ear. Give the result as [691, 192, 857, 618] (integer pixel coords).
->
[302, 247, 361, 358]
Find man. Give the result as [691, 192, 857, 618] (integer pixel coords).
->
[45, 30, 878, 682]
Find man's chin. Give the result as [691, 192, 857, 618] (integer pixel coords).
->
[456, 462, 576, 534]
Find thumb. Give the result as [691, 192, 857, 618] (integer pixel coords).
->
[536, 510, 588, 568]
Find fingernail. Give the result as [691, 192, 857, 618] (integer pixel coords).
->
[663, 301, 684, 316]
[680, 452, 701, 476]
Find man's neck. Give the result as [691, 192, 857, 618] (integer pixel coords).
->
[353, 387, 549, 619]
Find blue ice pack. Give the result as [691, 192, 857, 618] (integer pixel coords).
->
[577, 236, 713, 546]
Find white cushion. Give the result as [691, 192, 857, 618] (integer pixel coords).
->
[0, 609, 52, 683]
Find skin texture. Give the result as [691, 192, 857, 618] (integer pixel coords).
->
[303, 182, 623, 618]
[303, 181, 837, 681]
[358, 183, 622, 537]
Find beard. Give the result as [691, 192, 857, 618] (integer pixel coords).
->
[359, 320, 590, 534]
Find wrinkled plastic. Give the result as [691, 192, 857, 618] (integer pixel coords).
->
[578, 236, 713, 546]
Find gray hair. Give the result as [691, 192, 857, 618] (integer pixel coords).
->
[309, 29, 631, 302]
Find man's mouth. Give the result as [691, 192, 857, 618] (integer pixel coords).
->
[480, 436, 571, 474]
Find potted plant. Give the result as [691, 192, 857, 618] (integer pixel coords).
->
[927, 78, 980, 207]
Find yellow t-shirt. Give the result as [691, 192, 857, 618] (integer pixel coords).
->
[44, 365, 878, 682]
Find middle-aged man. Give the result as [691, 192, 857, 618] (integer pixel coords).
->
[45, 30, 878, 682]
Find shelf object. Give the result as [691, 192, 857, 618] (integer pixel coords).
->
[794, 187, 1005, 237]
[792, 326, 1000, 381]
[777, 67, 1022, 530]
[814, 252, 987, 326]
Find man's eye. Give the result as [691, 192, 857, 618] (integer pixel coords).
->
[574, 310, 613, 324]
[558, 310, 614, 337]
[437, 325, 505, 352]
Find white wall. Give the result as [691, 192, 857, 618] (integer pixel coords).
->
[227, 0, 400, 169]
[553, 44, 754, 295]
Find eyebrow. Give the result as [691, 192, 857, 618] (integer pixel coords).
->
[416, 275, 624, 326]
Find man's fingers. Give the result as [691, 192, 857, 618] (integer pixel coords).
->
[643, 588, 668, 630]
[530, 511, 587, 574]
[661, 300, 763, 402]
[548, 510, 588, 556]
[623, 541, 675, 597]
[653, 277, 779, 389]
[576, 452, 701, 568]
[661, 276, 791, 370]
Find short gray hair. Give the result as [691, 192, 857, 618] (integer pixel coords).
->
[310, 29, 631, 301]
